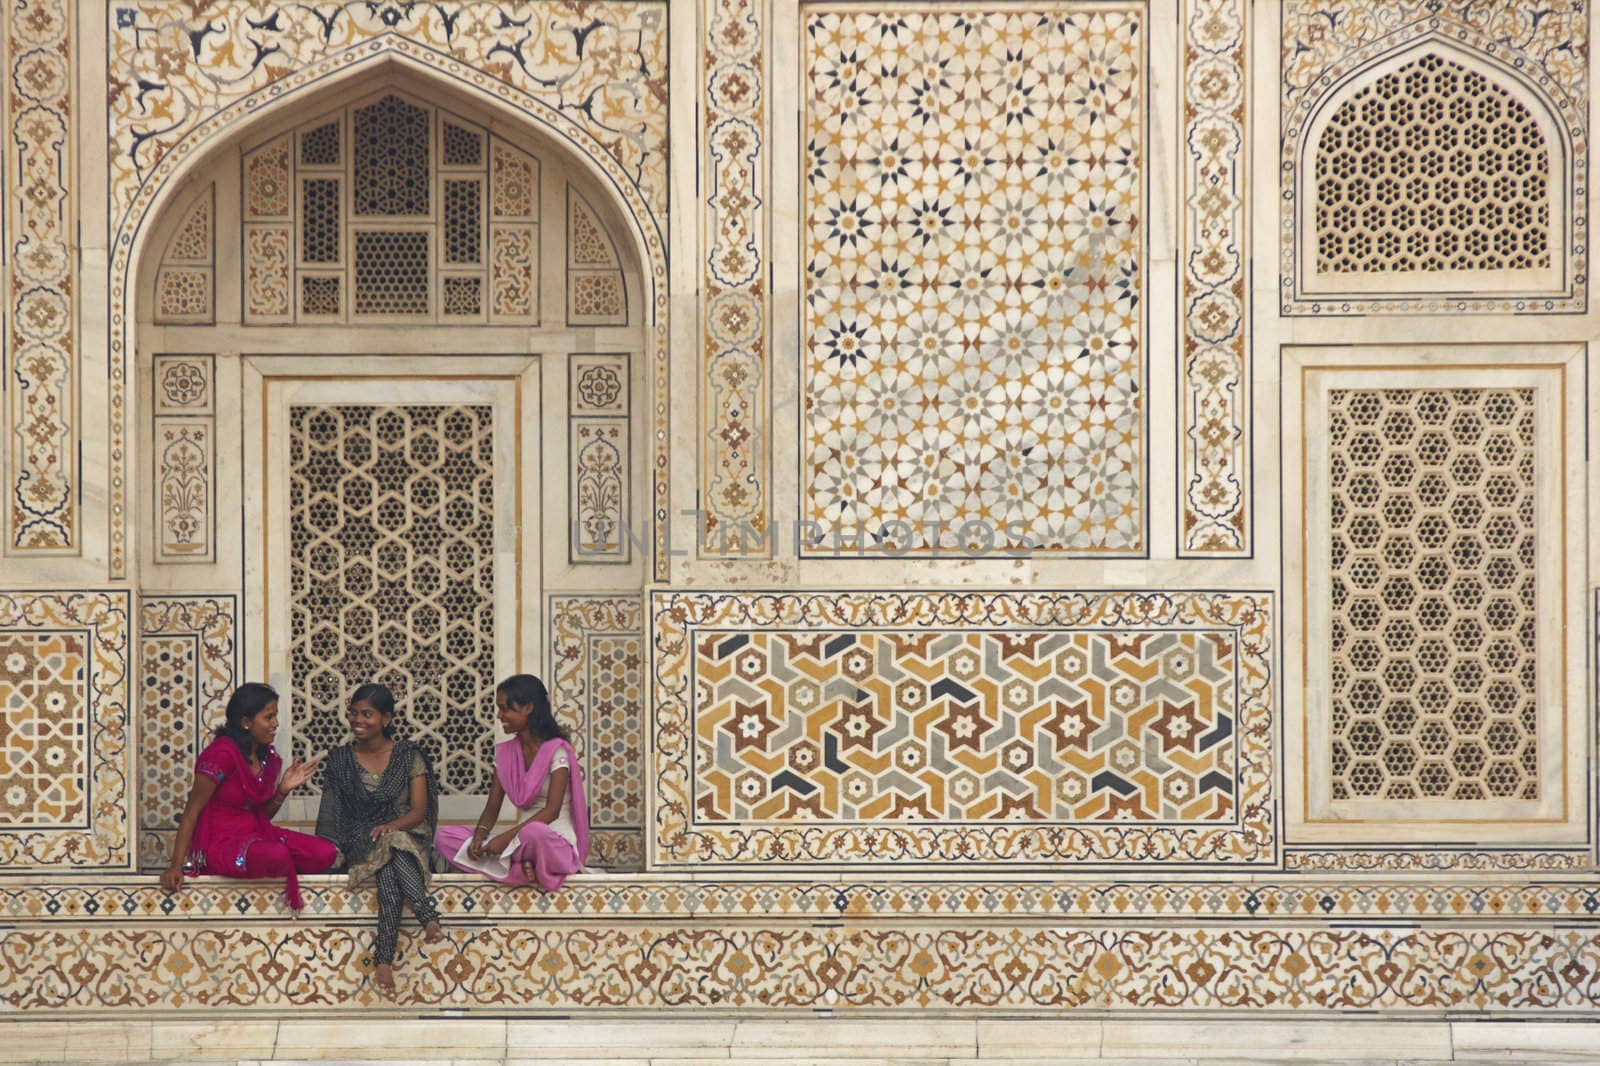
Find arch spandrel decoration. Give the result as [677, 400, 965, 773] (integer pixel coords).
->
[107, 2, 669, 580]
[152, 184, 215, 324]
[1280, 2, 1587, 315]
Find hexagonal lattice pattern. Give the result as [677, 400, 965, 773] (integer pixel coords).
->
[1315, 53, 1550, 274]
[353, 94, 429, 216]
[1328, 388, 1537, 801]
[288, 404, 497, 795]
[244, 95, 540, 324]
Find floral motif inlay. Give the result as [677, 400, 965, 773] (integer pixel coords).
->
[702, 0, 769, 555]
[1180, 0, 1249, 554]
[6, 0, 75, 550]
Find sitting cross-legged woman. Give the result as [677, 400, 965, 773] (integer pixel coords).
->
[314, 683, 445, 996]
[435, 674, 590, 890]
[159, 683, 336, 911]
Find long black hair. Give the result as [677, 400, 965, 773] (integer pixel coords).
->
[215, 682, 278, 761]
[498, 674, 568, 741]
[349, 682, 398, 739]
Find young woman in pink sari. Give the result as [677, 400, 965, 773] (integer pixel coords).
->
[435, 674, 589, 890]
[159, 683, 336, 911]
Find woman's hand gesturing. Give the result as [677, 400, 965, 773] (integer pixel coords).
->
[278, 756, 321, 794]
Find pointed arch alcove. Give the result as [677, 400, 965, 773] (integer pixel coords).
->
[130, 61, 654, 870]
[1286, 36, 1583, 313]
[108, 17, 670, 581]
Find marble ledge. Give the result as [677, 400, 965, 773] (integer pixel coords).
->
[3, 871, 1600, 924]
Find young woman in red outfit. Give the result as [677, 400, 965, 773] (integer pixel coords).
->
[160, 683, 336, 911]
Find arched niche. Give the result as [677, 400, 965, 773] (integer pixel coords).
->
[130, 64, 651, 851]
[108, 42, 669, 586]
[1296, 38, 1573, 304]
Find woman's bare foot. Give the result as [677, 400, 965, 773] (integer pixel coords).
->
[374, 963, 396, 996]
[423, 920, 444, 944]
[520, 859, 536, 885]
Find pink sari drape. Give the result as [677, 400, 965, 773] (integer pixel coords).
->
[436, 736, 589, 889]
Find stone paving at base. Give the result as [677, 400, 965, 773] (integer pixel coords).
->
[5, 1020, 1600, 1065]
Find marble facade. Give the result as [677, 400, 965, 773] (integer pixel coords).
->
[0, 0, 1597, 1019]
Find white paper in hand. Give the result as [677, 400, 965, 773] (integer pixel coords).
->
[451, 834, 520, 880]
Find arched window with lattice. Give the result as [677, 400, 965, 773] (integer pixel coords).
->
[1296, 42, 1572, 309]
[241, 90, 541, 324]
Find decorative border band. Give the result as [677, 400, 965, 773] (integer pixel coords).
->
[4, 921, 1600, 1012]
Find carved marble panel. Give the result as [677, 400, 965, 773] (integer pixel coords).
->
[701, 0, 770, 556]
[550, 595, 643, 869]
[137, 595, 238, 869]
[801, 8, 1146, 555]
[1280, 1, 1587, 314]
[651, 590, 1274, 868]
[5, 0, 75, 551]
[0, 591, 132, 869]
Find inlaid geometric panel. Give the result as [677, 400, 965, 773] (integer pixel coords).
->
[1327, 388, 1537, 803]
[0, 590, 132, 869]
[153, 185, 213, 324]
[698, 630, 1237, 824]
[0, 632, 87, 826]
[566, 186, 626, 325]
[245, 137, 291, 218]
[1281, 2, 1587, 314]
[138, 595, 238, 869]
[287, 405, 497, 795]
[652, 591, 1274, 868]
[550, 595, 643, 869]
[490, 140, 537, 219]
[802, 8, 1145, 555]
